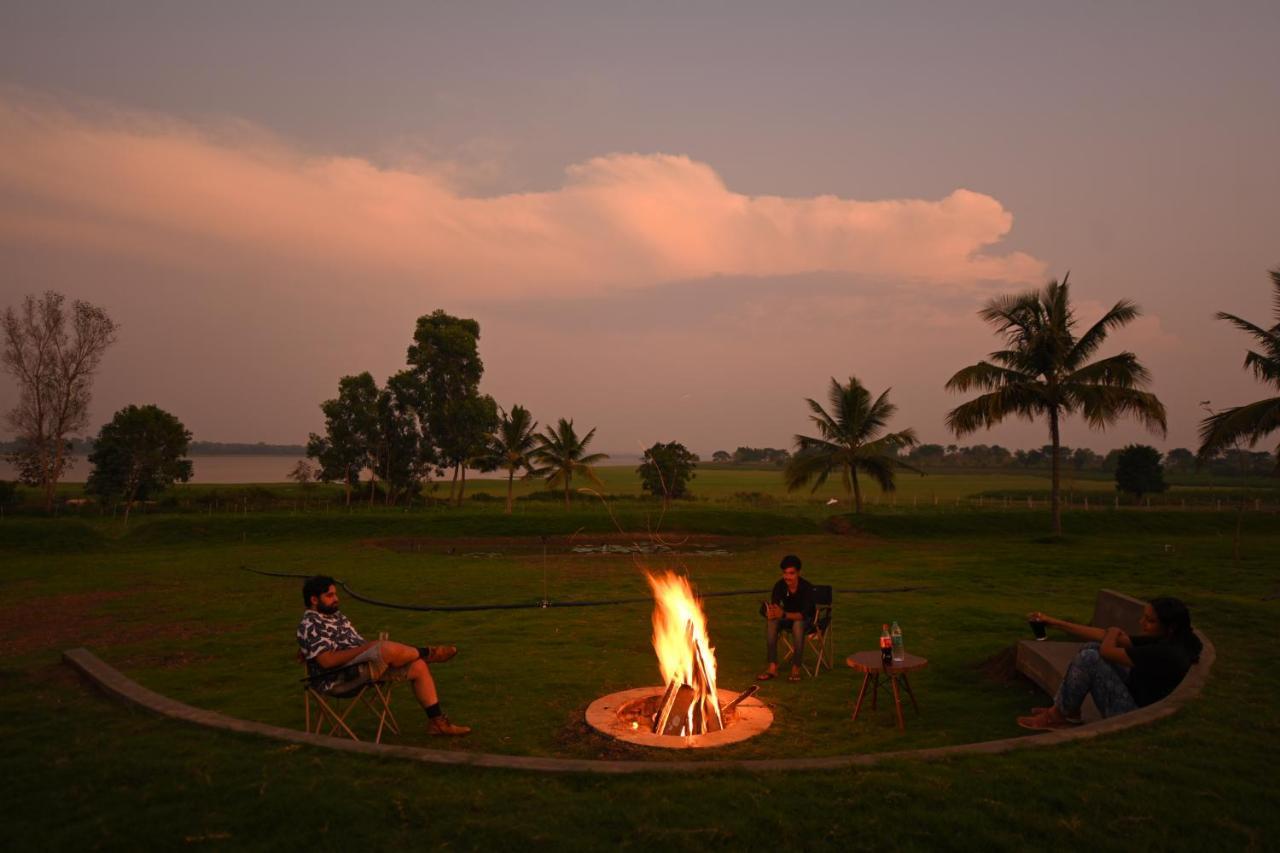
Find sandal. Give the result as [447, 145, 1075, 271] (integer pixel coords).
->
[756, 670, 777, 681]
[1016, 708, 1082, 730]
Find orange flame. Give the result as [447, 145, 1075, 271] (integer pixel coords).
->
[646, 571, 719, 699]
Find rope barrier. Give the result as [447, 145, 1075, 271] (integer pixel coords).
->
[241, 565, 929, 612]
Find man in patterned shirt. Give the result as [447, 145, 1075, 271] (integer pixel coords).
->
[298, 575, 470, 736]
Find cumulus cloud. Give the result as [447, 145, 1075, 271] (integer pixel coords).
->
[0, 91, 1044, 298]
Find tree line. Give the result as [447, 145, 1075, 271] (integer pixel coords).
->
[776, 270, 1280, 535]
[3, 268, 1278, 528]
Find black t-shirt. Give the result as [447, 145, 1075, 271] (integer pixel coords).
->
[1127, 636, 1193, 707]
[770, 577, 816, 623]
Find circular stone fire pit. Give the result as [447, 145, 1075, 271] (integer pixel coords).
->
[585, 686, 773, 749]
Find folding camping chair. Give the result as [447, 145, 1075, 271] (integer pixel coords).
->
[780, 584, 834, 677]
[300, 633, 401, 744]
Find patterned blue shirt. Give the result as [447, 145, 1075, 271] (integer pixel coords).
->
[297, 609, 365, 685]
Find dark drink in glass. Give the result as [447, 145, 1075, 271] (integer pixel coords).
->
[1028, 619, 1048, 641]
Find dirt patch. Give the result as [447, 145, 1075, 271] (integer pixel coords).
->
[365, 533, 747, 556]
[0, 590, 233, 658]
[553, 708, 656, 761]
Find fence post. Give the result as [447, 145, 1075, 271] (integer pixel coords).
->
[1027, 496, 1033, 509]
[1084, 496, 1089, 511]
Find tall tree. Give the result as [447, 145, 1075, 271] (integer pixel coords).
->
[378, 370, 436, 506]
[404, 310, 492, 503]
[306, 372, 378, 506]
[439, 393, 499, 506]
[784, 376, 920, 512]
[85, 404, 193, 524]
[485, 404, 539, 514]
[531, 418, 609, 509]
[1197, 267, 1280, 470]
[637, 441, 699, 508]
[2, 292, 118, 511]
[945, 275, 1167, 535]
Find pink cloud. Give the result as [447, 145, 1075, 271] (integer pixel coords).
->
[0, 91, 1045, 298]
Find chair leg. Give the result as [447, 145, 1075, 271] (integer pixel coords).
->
[379, 683, 400, 735]
[362, 683, 398, 744]
[308, 689, 363, 741]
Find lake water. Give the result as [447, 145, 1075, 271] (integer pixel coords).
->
[0, 453, 643, 484]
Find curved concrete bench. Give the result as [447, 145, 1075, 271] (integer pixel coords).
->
[1015, 589, 1209, 723]
[63, 635, 1214, 774]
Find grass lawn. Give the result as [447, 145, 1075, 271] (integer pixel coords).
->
[1, 473, 1278, 850]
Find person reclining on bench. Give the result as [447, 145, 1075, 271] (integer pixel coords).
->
[298, 574, 470, 736]
[758, 554, 817, 683]
[1018, 596, 1202, 730]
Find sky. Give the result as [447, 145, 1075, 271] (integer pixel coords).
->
[1, 1, 1278, 456]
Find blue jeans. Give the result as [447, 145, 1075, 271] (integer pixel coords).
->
[1055, 642, 1138, 719]
[766, 618, 810, 668]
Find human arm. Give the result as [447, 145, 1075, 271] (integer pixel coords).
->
[790, 583, 817, 624]
[1099, 626, 1135, 666]
[1027, 611, 1106, 642]
[314, 641, 379, 670]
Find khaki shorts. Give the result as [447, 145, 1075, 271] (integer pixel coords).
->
[347, 640, 412, 682]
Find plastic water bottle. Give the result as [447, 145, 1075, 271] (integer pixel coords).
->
[880, 624, 893, 665]
[891, 621, 905, 662]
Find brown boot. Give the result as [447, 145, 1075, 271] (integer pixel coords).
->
[427, 715, 471, 736]
[421, 645, 458, 664]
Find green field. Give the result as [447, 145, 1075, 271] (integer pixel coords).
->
[2, 470, 1278, 850]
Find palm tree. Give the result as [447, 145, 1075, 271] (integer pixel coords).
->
[486, 404, 540, 514]
[530, 418, 609, 509]
[945, 275, 1167, 535]
[784, 376, 920, 512]
[1197, 267, 1280, 469]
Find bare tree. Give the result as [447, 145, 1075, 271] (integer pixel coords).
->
[2, 292, 118, 512]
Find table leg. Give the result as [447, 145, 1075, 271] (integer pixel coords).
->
[900, 673, 920, 715]
[870, 672, 879, 710]
[852, 672, 872, 721]
[889, 673, 905, 731]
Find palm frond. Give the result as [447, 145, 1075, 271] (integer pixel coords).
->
[805, 396, 842, 440]
[1241, 350, 1280, 386]
[946, 361, 1035, 392]
[946, 387, 1046, 435]
[1070, 386, 1167, 434]
[1215, 312, 1280, 356]
[784, 446, 838, 493]
[1197, 397, 1280, 458]
[1062, 352, 1152, 389]
[978, 290, 1039, 336]
[1066, 299, 1141, 368]
[856, 455, 898, 492]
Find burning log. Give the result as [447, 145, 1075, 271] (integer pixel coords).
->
[719, 684, 759, 715]
[652, 619, 724, 736]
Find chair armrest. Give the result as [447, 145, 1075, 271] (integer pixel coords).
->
[299, 659, 365, 684]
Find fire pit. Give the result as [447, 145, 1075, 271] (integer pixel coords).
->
[584, 572, 773, 749]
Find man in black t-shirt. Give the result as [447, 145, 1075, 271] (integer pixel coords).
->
[758, 554, 817, 682]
